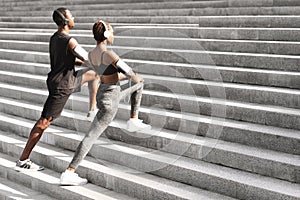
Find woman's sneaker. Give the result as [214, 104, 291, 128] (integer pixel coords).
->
[126, 118, 151, 132]
[60, 170, 88, 186]
[14, 159, 44, 172]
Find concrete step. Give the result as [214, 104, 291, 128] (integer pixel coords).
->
[2, 43, 300, 72]
[3, 0, 300, 11]
[0, 153, 139, 200]
[1, 68, 300, 110]
[0, 111, 299, 185]
[3, 32, 300, 55]
[91, 26, 300, 42]
[1, 58, 300, 90]
[0, 123, 299, 199]
[142, 73, 300, 109]
[0, 177, 57, 200]
[0, 1, 229, 12]
[0, 0, 187, 8]
[0, 27, 87, 33]
[0, 133, 236, 200]
[0, 59, 50, 75]
[2, 79, 300, 133]
[141, 90, 300, 131]
[113, 47, 300, 73]
[4, 7, 300, 17]
[0, 87, 299, 157]
[0, 22, 200, 30]
[132, 60, 300, 89]
[2, 16, 300, 28]
[2, 25, 300, 42]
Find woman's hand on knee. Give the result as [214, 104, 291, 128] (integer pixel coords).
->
[131, 73, 144, 83]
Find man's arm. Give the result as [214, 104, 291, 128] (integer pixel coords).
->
[68, 38, 88, 61]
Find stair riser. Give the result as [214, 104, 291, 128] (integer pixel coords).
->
[4, 7, 300, 17]
[1, 25, 300, 42]
[1, 1, 229, 12]
[2, 16, 300, 28]
[134, 63, 300, 89]
[0, 61, 49, 75]
[0, 50, 48, 64]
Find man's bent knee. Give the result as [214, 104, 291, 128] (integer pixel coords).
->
[36, 116, 53, 130]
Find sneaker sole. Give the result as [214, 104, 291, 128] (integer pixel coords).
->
[14, 166, 44, 172]
[60, 181, 88, 186]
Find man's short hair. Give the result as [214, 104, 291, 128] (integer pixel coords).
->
[52, 7, 68, 26]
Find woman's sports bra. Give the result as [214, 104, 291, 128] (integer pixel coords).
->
[93, 51, 122, 75]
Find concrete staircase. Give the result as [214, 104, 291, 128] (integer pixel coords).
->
[0, 0, 299, 199]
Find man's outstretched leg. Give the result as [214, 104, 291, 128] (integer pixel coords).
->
[15, 117, 52, 171]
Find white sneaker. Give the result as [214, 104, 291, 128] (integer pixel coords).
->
[126, 118, 151, 132]
[14, 159, 44, 172]
[87, 109, 98, 122]
[60, 170, 88, 186]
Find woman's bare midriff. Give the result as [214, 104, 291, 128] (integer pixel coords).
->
[100, 72, 119, 84]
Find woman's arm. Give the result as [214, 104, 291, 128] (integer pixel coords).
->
[75, 58, 83, 66]
[106, 50, 143, 83]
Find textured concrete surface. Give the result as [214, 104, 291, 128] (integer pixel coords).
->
[0, 0, 300, 199]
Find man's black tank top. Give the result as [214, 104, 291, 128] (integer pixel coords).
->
[47, 31, 76, 91]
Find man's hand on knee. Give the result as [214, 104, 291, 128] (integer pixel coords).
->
[37, 117, 53, 129]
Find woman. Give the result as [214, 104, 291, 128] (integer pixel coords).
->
[60, 20, 151, 185]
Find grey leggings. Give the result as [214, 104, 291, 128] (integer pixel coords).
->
[69, 81, 143, 169]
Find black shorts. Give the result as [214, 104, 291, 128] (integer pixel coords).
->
[41, 68, 89, 120]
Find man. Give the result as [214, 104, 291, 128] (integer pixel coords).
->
[14, 7, 99, 171]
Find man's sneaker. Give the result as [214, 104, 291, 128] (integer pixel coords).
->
[126, 118, 151, 132]
[87, 109, 98, 122]
[60, 170, 88, 186]
[14, 159, 44, 172]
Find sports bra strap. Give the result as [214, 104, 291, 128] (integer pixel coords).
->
[100, 51, 106, 64]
